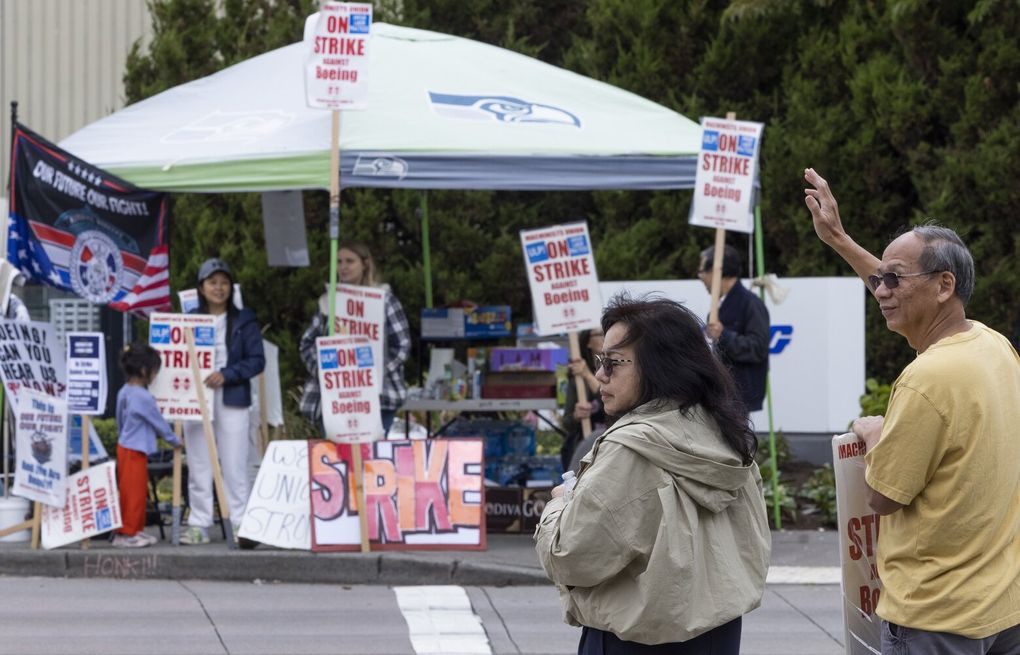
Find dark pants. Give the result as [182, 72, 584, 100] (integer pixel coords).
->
[577, 617, 742, 655]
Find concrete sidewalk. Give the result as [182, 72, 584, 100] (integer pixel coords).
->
[0, 529, 840, 586]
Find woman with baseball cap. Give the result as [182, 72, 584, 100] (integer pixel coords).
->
[181, 258, 265, 546]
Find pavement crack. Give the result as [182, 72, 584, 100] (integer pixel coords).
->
[178, 580, 230, 654]
[770, 587, 844, 647]
[479, 586, 521, 654]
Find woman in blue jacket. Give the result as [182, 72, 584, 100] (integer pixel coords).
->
[181, 258, 265, 545]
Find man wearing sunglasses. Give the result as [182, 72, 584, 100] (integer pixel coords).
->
[805, 168, 1020, 653]
[695, 244, 770, 415]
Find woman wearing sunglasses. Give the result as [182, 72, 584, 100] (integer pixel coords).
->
[534, 296, 770, 654]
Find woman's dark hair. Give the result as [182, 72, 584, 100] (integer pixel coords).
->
[120, 342, 162, 379]
[578, 328, 604, 372]
[601, 295, 757, 465]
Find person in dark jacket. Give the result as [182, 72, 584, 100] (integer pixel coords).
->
[697, 245, 770, 414]
[180, 258, 265, 546]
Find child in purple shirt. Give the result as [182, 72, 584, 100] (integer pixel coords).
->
[113, 343, 181, 548]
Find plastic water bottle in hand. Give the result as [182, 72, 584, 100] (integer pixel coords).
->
[561, 470, 577, 501]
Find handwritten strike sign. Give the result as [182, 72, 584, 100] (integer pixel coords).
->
[238, 440, 310, 550]
[317, 335, 382, 442]
[832, 432, 882, 654]
[310, 438, 485, 551]
[520, 222, 602, 336]
[13, 390, 69, 507]
[305, 2, 372, 110]
[0, 320, 66, 401]
[42, 461, 121, 549]
[148, 313, 215, 421]
[689, 117, 764, 234]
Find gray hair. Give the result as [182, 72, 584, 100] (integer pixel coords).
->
[911, 223, 975, 306]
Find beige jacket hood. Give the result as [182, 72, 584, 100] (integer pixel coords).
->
[535, 400, 771, 644]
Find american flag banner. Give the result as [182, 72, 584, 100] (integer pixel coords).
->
[7, 123, 171, 315]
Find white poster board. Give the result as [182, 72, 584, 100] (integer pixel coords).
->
[41, 461, 121, 549]
[66, 332, 106, 415]
[520, 222, 602, 336]
[832, 432, 882, 654]
[148, 312, 215, 421]
[12, 389, 68, 507]
[0, 319, 67, 400]
[262, 339, 284, 427]
[305, 2, 373, 110]
[322, 283, 386, 377]
[316, 335, 383, 442]
[238, 440, 311, 550]
[689, 116, 764, 234]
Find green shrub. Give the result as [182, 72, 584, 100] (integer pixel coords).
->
[798, 464, 838, 527]
[858, 378, 892, 418]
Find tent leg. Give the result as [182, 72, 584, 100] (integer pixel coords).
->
[420, 191, 433, 309]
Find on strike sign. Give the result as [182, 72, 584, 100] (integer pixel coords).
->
[689, 117, 764, 234]
[317, 335, 382, 442]
[520, 222, 602, 336]
[832, 432, 882, 654]
[42, 461, 121, 549]
[305, 2, 372, 110]
[148, 313, 215, 421]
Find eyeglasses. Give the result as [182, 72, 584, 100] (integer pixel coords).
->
[866, 271, 939, 292]
[594, 354, 633, 377]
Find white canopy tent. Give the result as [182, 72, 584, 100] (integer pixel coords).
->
[60, 21, 701, 192]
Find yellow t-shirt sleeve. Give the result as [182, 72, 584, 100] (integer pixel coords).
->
[865, 385, 948, 506]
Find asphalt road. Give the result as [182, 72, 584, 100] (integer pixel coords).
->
[0, 577, 845, 654]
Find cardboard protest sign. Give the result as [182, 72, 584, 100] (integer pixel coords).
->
[689, 117, 764, 234]
[41, 461, 121, 549]
[0, 319, 66, 400]
[305, 2, 372, 110]
[321, 283, 386, 366]
[13, 389, 68, 506]
[238, 440, 311, 550]
[520, 222, 602, 336]
[66, 332, 106, 415]
[317, 335, 383, 442]
[833, 432, 882, 654]
[309, 438, 484, 551]
[148, 312, 215, 421]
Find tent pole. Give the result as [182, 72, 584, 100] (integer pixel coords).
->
[420, 192, 433, 309]
[754, 201, 781, 529]
[327, 109, 341, 336]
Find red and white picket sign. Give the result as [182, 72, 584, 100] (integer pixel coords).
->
[520, 222, 602, 336]
[317, 335, 382, 443]
[305, 2, 373, 110]
[148, 312, 216, 421]
[689, 116, 764, 234]
[833, 432, 882, 655]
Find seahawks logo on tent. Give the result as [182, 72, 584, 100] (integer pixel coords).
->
[428, 92, 581, 127]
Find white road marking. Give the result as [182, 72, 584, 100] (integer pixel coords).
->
[394, 585, 492, 654]
[767, 565, 842, 584]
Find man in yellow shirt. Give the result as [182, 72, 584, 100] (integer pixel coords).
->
[805, 168, 1020, 653]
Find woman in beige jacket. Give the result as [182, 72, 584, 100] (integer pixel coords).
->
[535, 296, 770, 654]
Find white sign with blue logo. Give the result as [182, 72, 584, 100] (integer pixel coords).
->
[12, 389, 69, 507]
[520, 222, 602, 336]
[305, 2, 372, 110]
[41, 460, 122, 549]
[316, 335, 383, 443]
[148, 312, 216, 421]
[689, 116, 764, 234]
[66, 332, 106, 415]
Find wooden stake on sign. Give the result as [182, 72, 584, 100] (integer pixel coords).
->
[30, 501, 41, 549]
[184, 329, 236, 549]
[351, 444, 371, 553]
[80, 415, 90, 550]
[171, 421, 183, 545]
[707, 111, 739, 325]
[0, 517, 32, 539]
[567, 332, 592, 438]
[258, 373, 269, 457]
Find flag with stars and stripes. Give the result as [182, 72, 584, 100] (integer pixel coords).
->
[7, 123, 171, 315]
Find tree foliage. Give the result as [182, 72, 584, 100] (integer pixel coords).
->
[124, 0, 1020, 410]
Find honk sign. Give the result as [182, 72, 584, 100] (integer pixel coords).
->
[833, 432, 882, 654]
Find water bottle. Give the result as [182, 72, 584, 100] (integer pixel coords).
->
[561, 470, 577, 501]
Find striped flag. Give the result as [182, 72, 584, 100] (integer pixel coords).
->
[7, 123, 171, 315]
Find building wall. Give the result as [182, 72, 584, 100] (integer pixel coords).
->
[1, 0, 152, 218]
